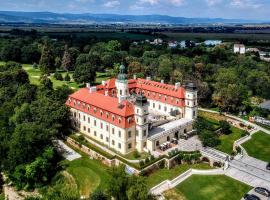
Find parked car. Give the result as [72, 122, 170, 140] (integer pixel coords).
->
[266, 163, 270, 170]
[244, 194, 261, 200]
[255, 187, 270, 197]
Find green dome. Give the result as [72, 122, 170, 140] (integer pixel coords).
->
[117, 64, 128, 81]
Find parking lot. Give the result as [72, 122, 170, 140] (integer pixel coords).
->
[241, 188, 270, 200]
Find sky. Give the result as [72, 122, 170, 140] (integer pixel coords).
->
[0, 0, 269, 20]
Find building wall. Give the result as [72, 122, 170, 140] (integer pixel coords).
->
[147, 99, 184, 117]
[146, 122, 193, 152]
[70, 108, 136, 155]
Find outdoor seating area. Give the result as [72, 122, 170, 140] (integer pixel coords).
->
[159, 138, 178, 151]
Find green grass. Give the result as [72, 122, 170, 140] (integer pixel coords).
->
[124, 151, 149, 160]
[242, 131, 270, 162]
[63, 156, 111, 198]
[164, 175, 252, 200]
[146, 163, 213, 188]
[199, 111, 245, 154]
[217, 126, 245, 154]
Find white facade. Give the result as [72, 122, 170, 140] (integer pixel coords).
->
[184, 86, 198, 120]
[234, 44, 246, 54]
[70, 108, 136, 155]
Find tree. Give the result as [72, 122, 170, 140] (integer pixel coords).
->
[61, 45, 73, 71]
[219, 120, 231, 135]
[90, 190, 108, 200]
[73, 54, 100, 84]
[54, 71, 63, 81]
[158, 57, 173, 82]
[107, 166, 129, 200]
[64, 73, 71, 82]
[39, 42, 55, 74]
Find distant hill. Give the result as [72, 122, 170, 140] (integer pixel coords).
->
[0, 11, 266, 24]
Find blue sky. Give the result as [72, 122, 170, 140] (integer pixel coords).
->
[0, 0, 269, 20]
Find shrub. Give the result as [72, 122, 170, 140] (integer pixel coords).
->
[54, 71, 63, 81]
[219, 120, 231, 135]
[145, 157, 150, 164]
[64, 73, 71, 81]
[139, 160, 145, 167]
[158, 160, 165, 169]
[133, 150, 140, 159]
[150, 155, 155, 161]
[236, 146, 242, 153]
[32, 63, 38, 69]
[241, 130, 250, 137]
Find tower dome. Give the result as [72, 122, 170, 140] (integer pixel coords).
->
[117, 64, 128, 81]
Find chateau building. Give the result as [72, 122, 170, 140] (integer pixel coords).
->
[66, 65, 198, 155]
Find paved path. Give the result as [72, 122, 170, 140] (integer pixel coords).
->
[54, 140, 82, 161]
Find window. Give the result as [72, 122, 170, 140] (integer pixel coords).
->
[83, 126, 86, 131]
[137, 109, 139, 114]
[118, 131, 121, 138]
[118, 143, 121, 149]
[164, 106, 167, 112]
[83, 115, 86, 121]
[112, 140, 115, 145]
[176, 99, 179, 104]
[156, 141, 160, 147]
[88, 128, 90, 133]
[73, 100, 76, 106]
[87, 105, 90, 111]
[94, 107, 97, 113]
[128, 143, 132, 149]
[106, 137, 109, 142]
[78, 113, 81, 119]
[144, 118, 147, 123]
[100, 111, 103, 116]
[159, 105, 161, 110]
[128, 131, 132, 138]
[94, 131, 97, 136]
[94, 120, 96, 126]
[143, 130, 147, 137]
[73, 112, 76, 117]
[136, 130, 138, 136]
[106, 112, 109, 118]
[100, 122, 103, 129]
[120, 90, 122, 95]
[153, 103, 155, 108]
[143, 142, 146, 147]
[88, 117, 90, 123]
[112, 115, 115, 121]
[106, 125, 109, 131]
[100, 134, 103, 140]
[112, 128, 115, 134]
[165, 96, 167, 101]
[83, 103, 86, 109]
[118, 118, 122, 124]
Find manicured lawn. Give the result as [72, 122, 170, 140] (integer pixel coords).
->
[146, 163, 213, 188]
[242, 131, 270, 162]
[62, 156, 111, 198]
[164, 175, 252, 200]
[199, 111, 245, 154]
[217, 126, 244, 154]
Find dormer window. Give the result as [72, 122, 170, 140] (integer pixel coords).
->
[87, 105, 90, 111]
[118, 118, 122, 124]
[83, 103, 86, 109]
[106, 112, 109, 118]
[94, 107, 97, 113]
[176, 99, 179, 104]
[112, 115, 115, 121]
[100, 111, 103, 116]
[73, 100, 76, 106]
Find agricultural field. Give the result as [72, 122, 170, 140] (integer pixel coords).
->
[162, 32, 270, 40]
[163, 175, 252, 200]
[146, 163, 213, 189]
[242, 131, 270, 162]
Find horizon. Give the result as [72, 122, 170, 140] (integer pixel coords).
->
[0, 0, 269, 21]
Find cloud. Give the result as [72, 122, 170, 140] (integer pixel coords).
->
[230, 0, 262, 9]
[103, 0, 120, 8]
[169, 0, 185, 6]
[135, 0, 184, 7]
[206, 0, 222, 6]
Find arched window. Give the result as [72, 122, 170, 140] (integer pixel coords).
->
[167, 136, 170, 141]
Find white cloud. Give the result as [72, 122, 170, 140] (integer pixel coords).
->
[135, 0, 184, 7]
[230, 0, 262, 9]
[103, 0, 120, 8]
[169, 0, 185, 6]
[206, 0, 222, 6]
[138, 0, 159, 5]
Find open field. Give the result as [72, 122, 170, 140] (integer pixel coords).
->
[242, 131, 270, 162]
[146, 163, 213, 189]
[62, 155, 111, 198]
[199, 111, 245, 154]
[162, 32, 270, 40]
[164, 175, 252, 200]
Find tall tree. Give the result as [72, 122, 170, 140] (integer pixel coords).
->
[61, 45, 72, 71]
[39, 42, 55, 74]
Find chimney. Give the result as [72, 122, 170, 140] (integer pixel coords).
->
[133, 74, 137, 80]
[102, 81, 106, 86]
[161, 80, 164, 84]
[175, 82, 181, 89]
[90, 86, 96, 93]
[105, 90, 108, 96]
[146, 77, 151, 81]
